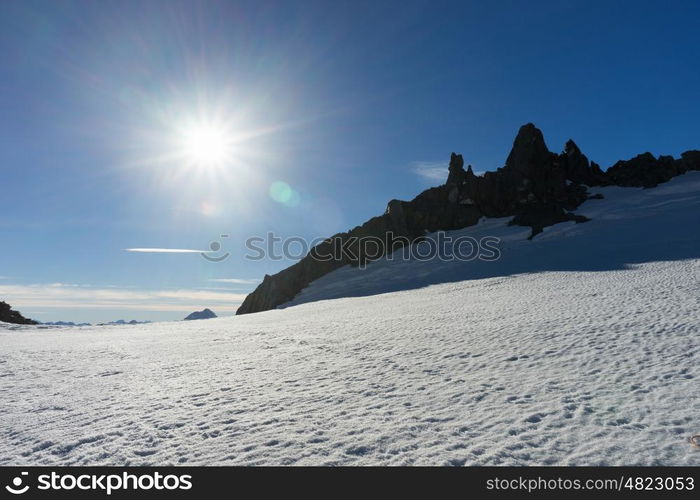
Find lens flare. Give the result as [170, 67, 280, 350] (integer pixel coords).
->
[269, 181, 301, 207]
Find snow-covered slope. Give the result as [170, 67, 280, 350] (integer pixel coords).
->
[1, 174, 699, 466]
[285, 171, 700, 308]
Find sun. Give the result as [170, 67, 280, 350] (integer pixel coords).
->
[180, 123, 231, 167]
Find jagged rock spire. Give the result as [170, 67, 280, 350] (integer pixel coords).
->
[561, 138, 608, 186]
[446, 152, 466, 185]
[565, 139, 581, 156]
[505, 123, 552, 176]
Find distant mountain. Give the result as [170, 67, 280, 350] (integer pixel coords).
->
[237, 123, 700, 315]
[184, 308, 217, 321]
[32, 319, 150, 327]
[96, 319, 151, 326]
[0, 301, 37, 325]
[40, 321, 91, 327]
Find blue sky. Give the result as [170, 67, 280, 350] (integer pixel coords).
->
[1, 0, 699, 322]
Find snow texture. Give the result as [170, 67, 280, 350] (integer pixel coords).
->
[1, 173, 699, 466]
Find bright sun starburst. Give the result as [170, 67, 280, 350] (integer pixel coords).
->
[180, 123, 231, 167]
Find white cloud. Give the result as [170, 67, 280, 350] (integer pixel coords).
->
[0, 283, 247, 312]
[411, 161, 488, 182]
[125, 248, 205, 253]
[208, 278, 260, 285]
[411, 161, 447, 182]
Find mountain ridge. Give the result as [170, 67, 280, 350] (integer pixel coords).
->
[237, 123, 700, 315]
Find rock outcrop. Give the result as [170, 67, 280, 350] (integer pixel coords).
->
[0, 301, 37, 325]
[560, 140, 608, 187]
[236, 124, 700, 315]
[607, 150, 700, 188]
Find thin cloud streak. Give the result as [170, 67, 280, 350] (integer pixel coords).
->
[125, 248, 206, 253]
[411, 161, 447, 182]
[0, 283, 246, 312]
[412, 161, 486, 182]
[208, 278, 260, 285]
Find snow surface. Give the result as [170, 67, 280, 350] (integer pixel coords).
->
[1, 173, 699, 466]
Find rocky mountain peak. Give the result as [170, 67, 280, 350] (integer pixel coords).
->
[184, 308, 217, 321]
[504, 123, 551, 176]
[236, 124, 700, 315]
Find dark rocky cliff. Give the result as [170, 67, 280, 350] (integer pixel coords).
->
[0, 301, 37, 325]
[237, 124, 699, 315]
